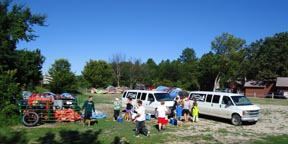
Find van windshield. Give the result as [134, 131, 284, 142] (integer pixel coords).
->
[155, 93, 174, 101]
[231, 96, 253, 106]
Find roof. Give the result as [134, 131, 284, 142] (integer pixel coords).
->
[276, 77, 288, 87]
[244, 81, 266, 88]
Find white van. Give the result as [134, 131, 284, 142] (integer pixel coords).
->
[189, 91, 261, 125]
[121, 90, 175, 117]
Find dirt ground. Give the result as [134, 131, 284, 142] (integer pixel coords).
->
[96, 104, 288, 144]
[165, 104, 288, 144]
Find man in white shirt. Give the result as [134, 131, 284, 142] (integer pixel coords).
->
[155, 101, 168, 131]
[133, 100, 150, 137]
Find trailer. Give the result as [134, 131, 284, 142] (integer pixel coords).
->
[19, 92, 82, 127]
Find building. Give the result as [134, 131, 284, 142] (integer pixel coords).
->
[244, 77, 288, 98]
[43, 73, 52, 85]
[244, 80, 274, 98]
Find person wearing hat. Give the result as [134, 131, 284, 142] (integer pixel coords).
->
[113, 97, 121, 121]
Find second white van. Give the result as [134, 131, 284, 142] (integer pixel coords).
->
[121, 90, 175, 117]
[189, 91, 261, 125]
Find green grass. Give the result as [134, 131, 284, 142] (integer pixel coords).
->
[249, 97, 288, 106]
[252, 134, 288, 144]
[2, 93, 288, 144]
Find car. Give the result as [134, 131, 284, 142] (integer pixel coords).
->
[121, 90, 175, 118]
[189, 91, 261, 126]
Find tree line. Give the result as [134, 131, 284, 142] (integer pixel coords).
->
[79, 31, 288, 92]
[1, 1, 288, 125]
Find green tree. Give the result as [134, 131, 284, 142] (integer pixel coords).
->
[0, 0, 46, 125]
[82, 60, 114, 88]
[157, 59, 180, 87]
[246, 32, 288, 80]
[178, 47, 197, 63]
[127, 58, 143, 89]
[142, 58, 158, 86]
[211, 32, 246, 87]
[110, 53, 125, 87]
[15, 49, 45, 90]
[198, 52, 220, 90]
[48, 59, 77, 93]
[177, 48, 200, 90]
[0, 0, 46, 71]
[0, 69, 19, 124]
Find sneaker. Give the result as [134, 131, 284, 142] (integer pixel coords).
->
[135, 135, 140, 138]
[146, 131, 150, 137]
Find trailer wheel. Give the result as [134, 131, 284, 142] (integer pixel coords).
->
[22, 112, 39, 127]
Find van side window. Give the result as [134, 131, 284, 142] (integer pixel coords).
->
[127, 92, 137, 99]
[137, 92, 141, 99]
[222, 96, 232, 105]
[206, 94, 212, 102]
[148, 94, 154, 101]
[122, 92, 127, 98]
[191, 93, 206, 102]
[141, 93, 147, 100]
[212, 95, 220, 103]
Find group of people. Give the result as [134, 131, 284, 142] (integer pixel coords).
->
[171, 95, 199, 123]
[82, 95, 198, 137]
[112, 97, 150, 137]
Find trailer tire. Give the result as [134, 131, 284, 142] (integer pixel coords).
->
[22, 112, 39, 127]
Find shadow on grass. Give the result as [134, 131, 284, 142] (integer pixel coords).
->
[0, 131, 28, 144]
[0, 128, 129, 144]
[38, 129, 102, 144]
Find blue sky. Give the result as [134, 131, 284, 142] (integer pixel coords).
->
[15, 0, 288, 75]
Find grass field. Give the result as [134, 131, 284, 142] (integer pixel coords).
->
[1, 93, 288, 144]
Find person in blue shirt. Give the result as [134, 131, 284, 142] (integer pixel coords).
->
[175, 103, 183, 121]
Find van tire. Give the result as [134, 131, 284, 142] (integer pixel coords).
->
[231, 114, 242, 126]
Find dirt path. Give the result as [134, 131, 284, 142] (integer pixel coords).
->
[165, 104, 288, 144]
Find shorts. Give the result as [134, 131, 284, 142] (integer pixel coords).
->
[84, 111, 92, 120]
[126, 109, 131, 113]
[182, 109, 190, 115]
[158, 117, 168, 125]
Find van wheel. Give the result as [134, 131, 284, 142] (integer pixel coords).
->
[231, 114, 242, 126]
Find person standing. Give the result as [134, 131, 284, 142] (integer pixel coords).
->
[125, 98, 133, 121]
[182, 97, 192, 122]
[171, 95, 180, 118]
[155, 101, 168, 131]
[192, 98, 199, 122]
[113, 98, 121, 121]
[82, 96, 96, 127]
[133, 100, 150, 137]
[175, 103, 183, 121]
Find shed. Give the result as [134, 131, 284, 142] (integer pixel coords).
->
[244, 80, 274, 98]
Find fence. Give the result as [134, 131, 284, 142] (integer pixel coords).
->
[245, 92, 288, 99]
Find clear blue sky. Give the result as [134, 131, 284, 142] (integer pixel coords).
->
[15, 0, 288, 75]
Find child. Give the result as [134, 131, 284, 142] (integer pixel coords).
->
[192, 98, 199, 122]
[155, 101, 168, 131]
[175, 103, 183, 121]
[113, 98, 121, 121]
[125, 98, 133, 121]
[133, 100, 150, 137]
